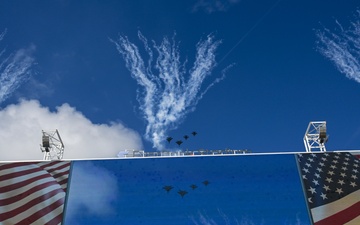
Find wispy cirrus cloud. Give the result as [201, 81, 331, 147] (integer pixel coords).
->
[190, 209, 306, 225]
[190, 209, 255, 225]
[0, 29, 35, 104]
[316, 10, 360, 83]
[112, 32, 226, 150]
[192, 0, 241, 14]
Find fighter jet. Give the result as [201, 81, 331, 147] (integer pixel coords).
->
[163, 185, 173, 193]
[184, 135, 189, 140]
[178, 190, 188, 198]
[166, 137, 173, 143]
[192, 131, 197, 136]
[176, 140, 183, 146]
[202, 180, 210, 186]
[190, 184, 198, 190]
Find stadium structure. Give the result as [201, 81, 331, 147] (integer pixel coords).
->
[0, 121, 359, 225]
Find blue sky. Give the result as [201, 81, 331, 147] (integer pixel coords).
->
[0, 0, 360, 160]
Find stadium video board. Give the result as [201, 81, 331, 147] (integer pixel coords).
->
[2, 152, 359, 224]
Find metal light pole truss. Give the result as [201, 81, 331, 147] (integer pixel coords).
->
[40, 130, 65, 160]
[303, 121, 328, 152]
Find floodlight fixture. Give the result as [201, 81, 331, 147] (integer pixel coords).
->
[42, 135, 50, 152]
[40, 129, 65, 160]
[303, 121, 328, 152]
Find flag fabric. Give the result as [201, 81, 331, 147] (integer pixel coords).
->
[297, 152, 360, 225]
[0, 161, 71, 225]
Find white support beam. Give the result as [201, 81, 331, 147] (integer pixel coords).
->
[303, 121, 328, 152]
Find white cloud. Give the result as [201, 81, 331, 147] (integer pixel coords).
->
[0, 99, 143, 161]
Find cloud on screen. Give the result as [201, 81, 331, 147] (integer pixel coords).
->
[190, 209, 255, 225]
[190, 210, 307, 225]
[0, 99, 143, 161]
[192, 0, 241, 14]
[316, 10, 360, 83]
[65, 161, 119, 223]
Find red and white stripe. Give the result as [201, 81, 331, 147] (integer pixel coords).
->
[312, 189, 360, 225]
[311, 152, 360, 225]
[0, 161, 70, 225]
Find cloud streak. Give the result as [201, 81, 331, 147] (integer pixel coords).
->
[316, 10, 360, 83]
[112, 32, 223, 150]
[190, 209, 254, 225]
[190, 209, 307, 225]
[0, 29, 35, 104]
[192, 0, 241, 14]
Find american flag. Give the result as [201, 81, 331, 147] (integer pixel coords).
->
[297, 152, 360, 225]
[0, 161, 71, 225]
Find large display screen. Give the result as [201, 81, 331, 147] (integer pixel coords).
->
[63, 154, 310, 224]
[3, 152, 360, 224]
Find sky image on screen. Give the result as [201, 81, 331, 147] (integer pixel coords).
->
[63, 154, 311, 224]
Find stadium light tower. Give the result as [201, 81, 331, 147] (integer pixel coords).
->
[40, 130, 65, 160]
[303, 121, 328, 152]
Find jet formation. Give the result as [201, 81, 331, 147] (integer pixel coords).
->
[166, 131, 197, 147]
[162, 179, 209, 198]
